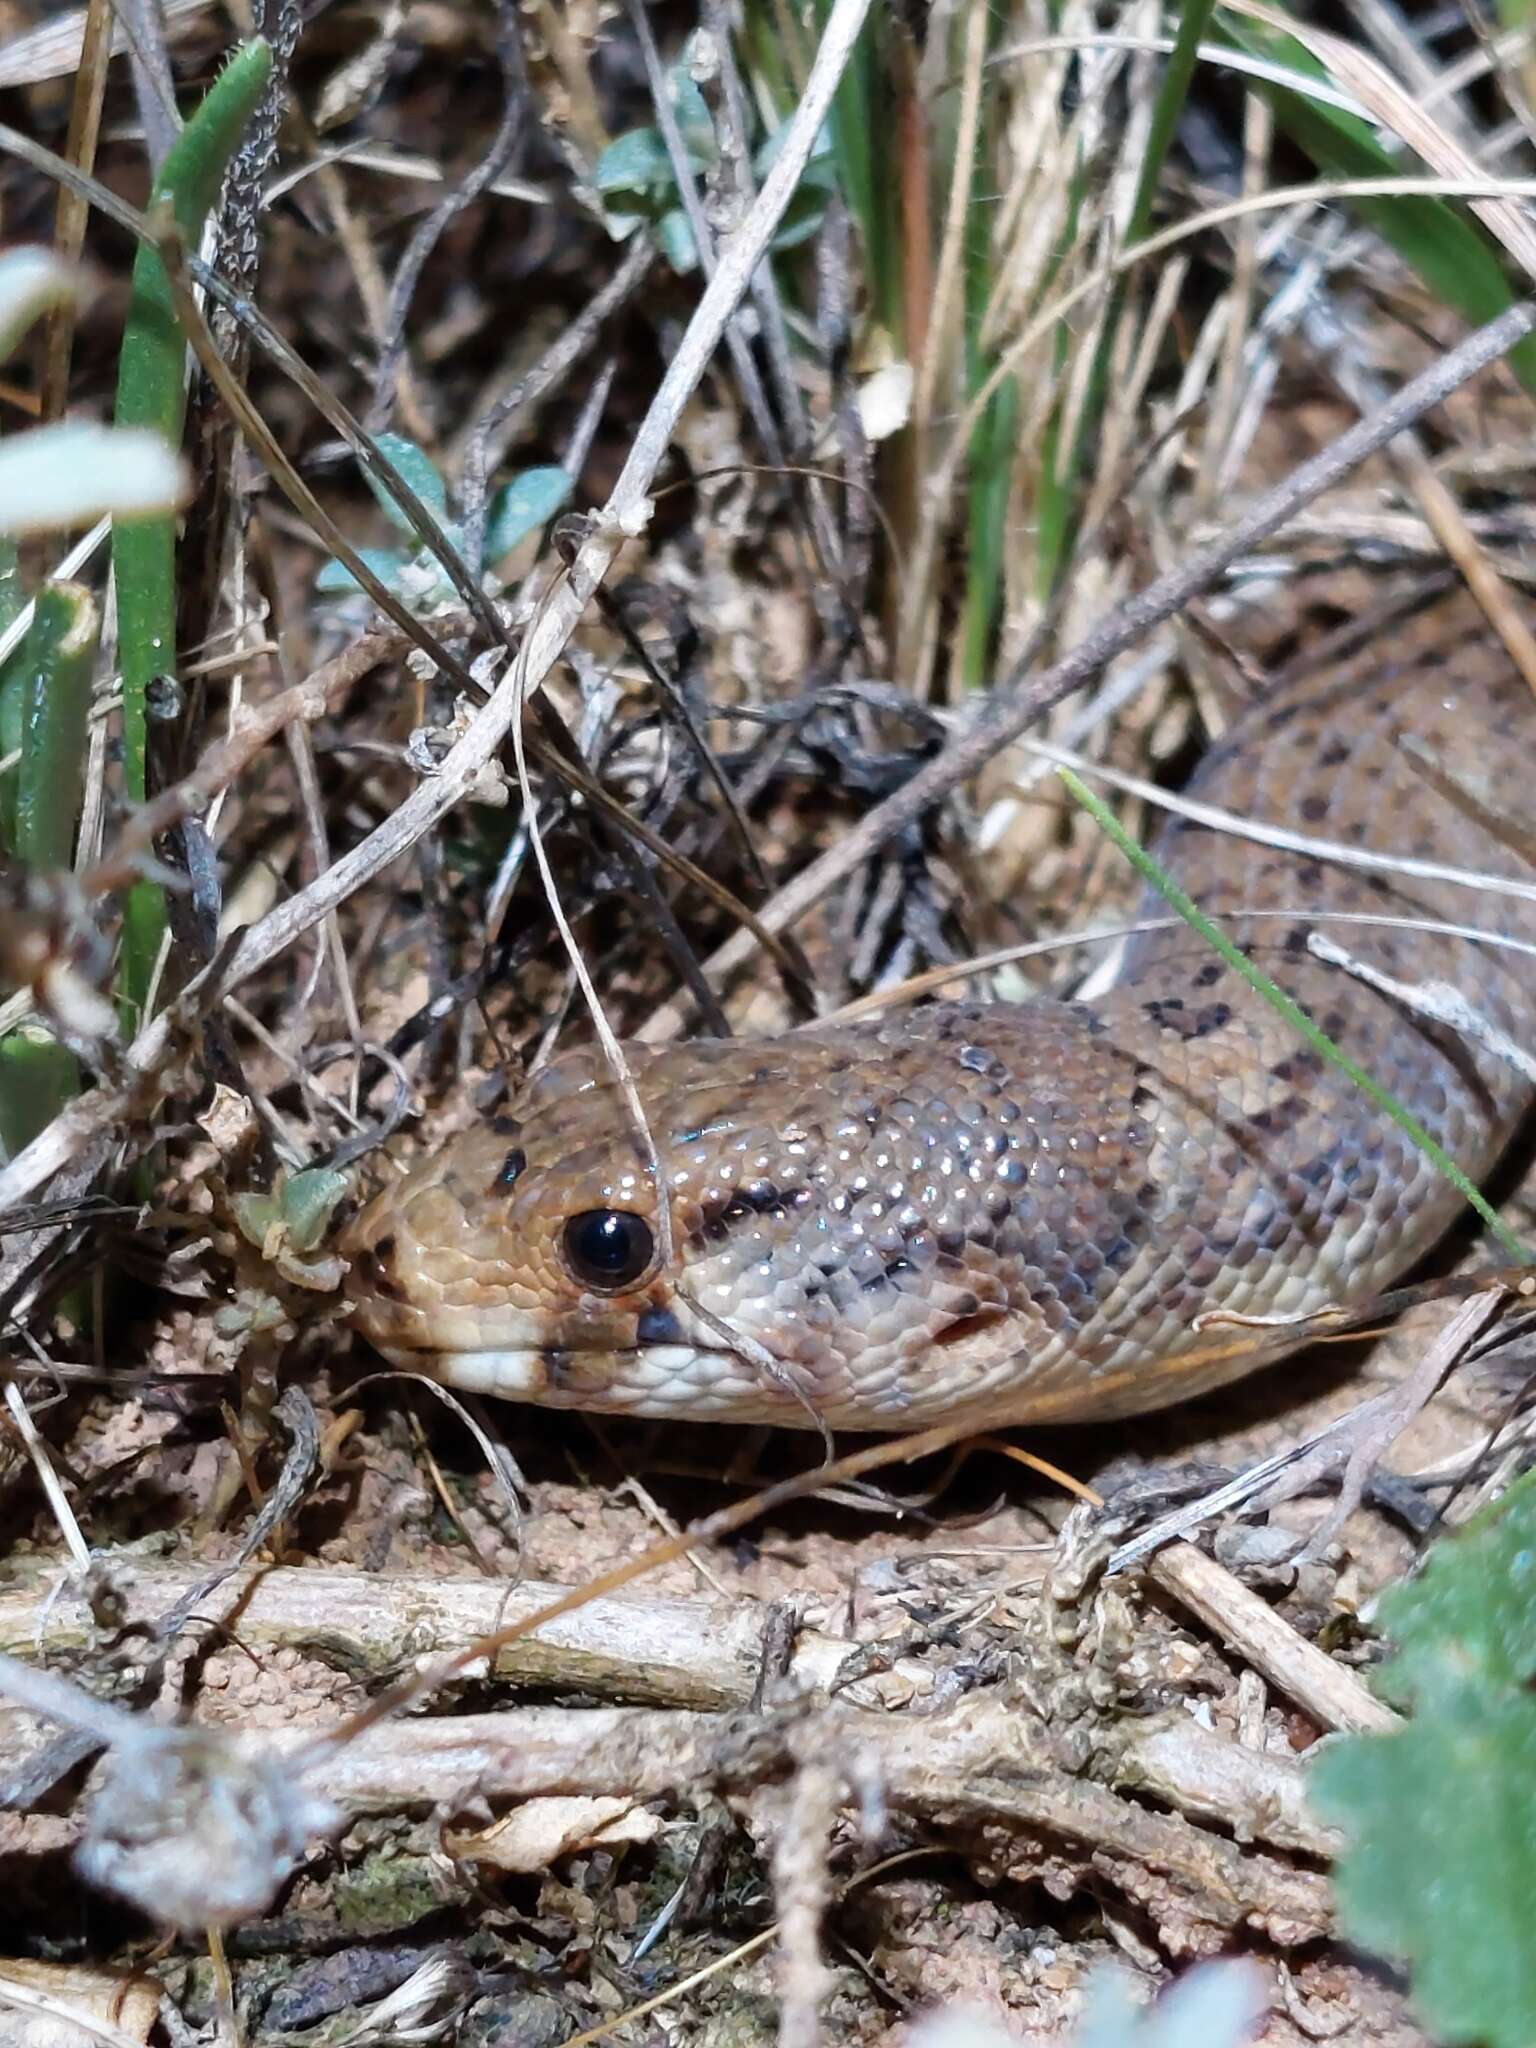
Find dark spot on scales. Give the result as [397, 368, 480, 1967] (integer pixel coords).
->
[637, 1305, 684, 1344]
[490, 1114, 522, 1138]
[496, 1147, 527, 1189]
[1190, 1002, 1232, 1040]
[863, 1256, 914, 1294]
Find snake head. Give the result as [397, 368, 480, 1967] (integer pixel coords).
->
[340, 1020, 1041, 1426]
[343, 1045, 673, 1391]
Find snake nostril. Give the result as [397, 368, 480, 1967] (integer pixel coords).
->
[636, 1305, 683, 1344]
[356, 1233, 404, 1299]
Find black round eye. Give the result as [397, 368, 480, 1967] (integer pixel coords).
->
[561, 1209, 655, 1292]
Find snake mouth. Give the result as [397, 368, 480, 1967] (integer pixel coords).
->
[434, 1343, 700, 1400]
[430, 1341, 797, 1420]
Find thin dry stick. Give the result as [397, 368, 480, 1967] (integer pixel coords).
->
[1017, 730, 1536, 907]
[39, 0, 110, 421]
[912, 0, 987, 438]
[628, 0, 784, 473]
[1302, 294, 1536, 697]
[460, 234, 655, 570]
[2, 1378, 91, 1577]
[638, 294, 1536, 1042]
[506, 570, 677, 1280]
[1146, 1542, 1398, 1735]
[0, 0, 878, 1225]
[1295, 1289, 1507, 1557]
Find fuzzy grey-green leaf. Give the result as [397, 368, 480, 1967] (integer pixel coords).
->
[484, 467, 572, 560]
[1310, 1470, 1536, 2048]
[365, 433, 448, 531]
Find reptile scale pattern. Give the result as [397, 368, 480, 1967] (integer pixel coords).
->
[343, 593, 1536, 1430]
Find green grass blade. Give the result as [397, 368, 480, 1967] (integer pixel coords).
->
[1030, 142, 1088, 608]
[111, 36, 272, 1027]
[959, 372, 1019, 683]
[810, 0, 895, 329]
[1058, 766, 1528, 1263]
[1127, 0, 1220, 250]
[0, 1026, 78, 1165]
[5, 583, 99, 872]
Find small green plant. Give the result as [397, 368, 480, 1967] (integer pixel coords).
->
[1312, 1470, 1536, 2047]
[592, 36, 837, 273]
[314, 433, 571, 605]
[230, 1165, 351, 1291]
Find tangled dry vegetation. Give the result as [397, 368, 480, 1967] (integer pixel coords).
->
[1, 1, 1535, 2043]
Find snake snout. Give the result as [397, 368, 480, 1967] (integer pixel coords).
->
[339, 1187, 432, 1355]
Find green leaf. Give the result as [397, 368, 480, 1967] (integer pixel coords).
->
[657, 207, 699, 273]
[278, 1166, 351, 1252]
[364, 432, 447, 531]
[4, 582, 99, 870]
[753, 118, 836, 184]
[592, 53, 715, 207]
[666, 49, 716, 161]
[315, 546, 411, 595]
[593, 126, 677, 199]
[0, 1026, 78, 1164]
[1310, 1471, 1536, 2048]
[1363, 1469, 1536, 1711]
[483, 467, 571, 560]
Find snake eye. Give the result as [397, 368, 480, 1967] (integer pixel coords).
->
[561, 1209, 655, 1292]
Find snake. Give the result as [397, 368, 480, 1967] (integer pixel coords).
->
[342, 589, 1536, 1431]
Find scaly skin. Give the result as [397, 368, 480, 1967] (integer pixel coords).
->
[343, 593, 1536, 1429]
